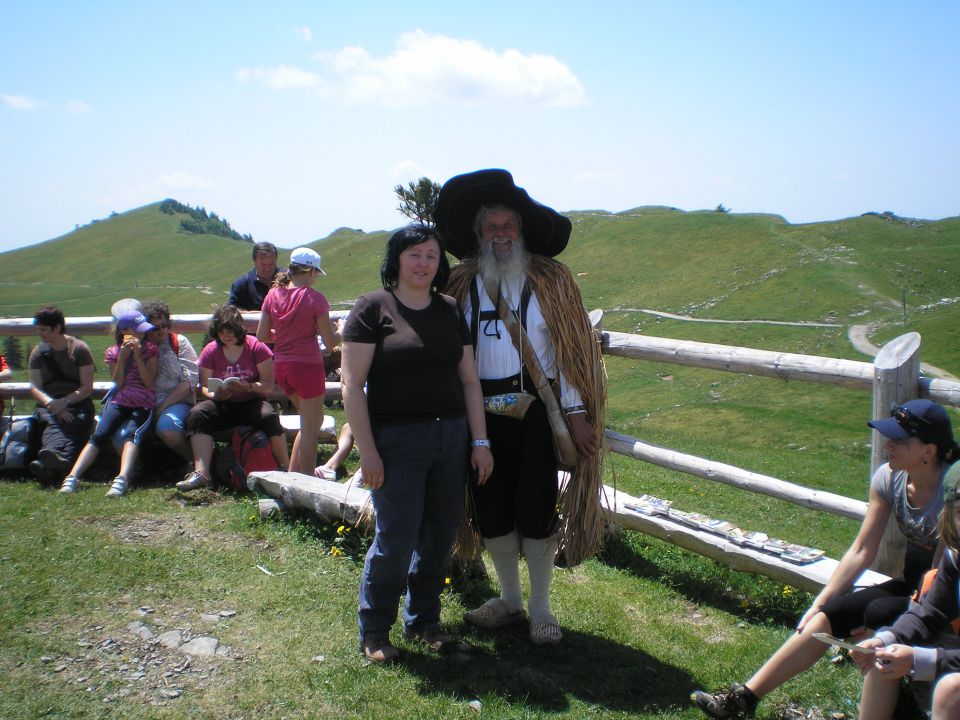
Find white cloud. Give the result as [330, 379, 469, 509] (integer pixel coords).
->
[235, 64, 322, 90]
[294, 26, 312, 42]
[315, 30, 587, 108]
[66, 100, 91, 114]
[156, 171, 214, 191]
[2, 93, 41, 110]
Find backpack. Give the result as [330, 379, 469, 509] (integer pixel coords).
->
[213, 427, 278, 491]
[0, 415, 36, 474]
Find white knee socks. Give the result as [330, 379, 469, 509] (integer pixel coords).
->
[483, 530, 523, 612]
[522, 535, 558, 622]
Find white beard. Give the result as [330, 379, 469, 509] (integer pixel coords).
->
[478, 235, 529, 287]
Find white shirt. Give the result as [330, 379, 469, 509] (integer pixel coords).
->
[465, 275, 584, 410]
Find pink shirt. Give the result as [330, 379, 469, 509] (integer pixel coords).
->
[105, 341, 158, 408]
[261, 285, 329, 365]
[198, 335, 273, 401]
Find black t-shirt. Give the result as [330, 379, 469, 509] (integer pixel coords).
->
[343, 289, 470, 423]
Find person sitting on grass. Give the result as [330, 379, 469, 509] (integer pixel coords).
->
[854, 462, 960, 719]
[60, 310, 158, 497]
[177, 304, 289, 491]
[691, 399, 959, 719]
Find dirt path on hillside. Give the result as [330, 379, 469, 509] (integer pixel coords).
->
[848, 324, 958, 381]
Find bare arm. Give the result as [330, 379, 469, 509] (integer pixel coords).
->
[29, 364, 93, 417]
[316, 313, 341, 352]
[797, 486, 892, 632]
[457, 346, 493, 484]
[250, 358, 275, 395]
[255, 311, 274, 344]
[341, 342, 383, 489]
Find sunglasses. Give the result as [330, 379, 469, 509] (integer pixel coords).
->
[148, 320, 170, 329]
[890, 403, 933, 435]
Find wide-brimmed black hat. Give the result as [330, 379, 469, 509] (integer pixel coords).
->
[435, 169, 571, 260]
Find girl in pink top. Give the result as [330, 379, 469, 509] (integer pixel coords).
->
[61, 310, 158, 497]
[257, 247, 341, 474]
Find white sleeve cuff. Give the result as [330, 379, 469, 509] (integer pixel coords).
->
[912, 647, 938, 682]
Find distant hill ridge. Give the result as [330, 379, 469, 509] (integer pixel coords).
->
[0, 199, 957, 374]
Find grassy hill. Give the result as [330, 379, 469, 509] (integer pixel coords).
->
[1, 201, 958, 718]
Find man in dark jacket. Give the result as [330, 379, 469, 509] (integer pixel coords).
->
[228, 241, 280, 310]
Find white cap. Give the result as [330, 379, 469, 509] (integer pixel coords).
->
[289, 247, 326, 275]
[110, 298, 142, 321]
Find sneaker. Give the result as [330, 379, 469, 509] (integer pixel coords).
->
[314, 466, 337, 481]
[690, 684, 757, 719]
[106, 476, 130, 497]
[176, 471, 212, 491]
[59, 476, 79, 494]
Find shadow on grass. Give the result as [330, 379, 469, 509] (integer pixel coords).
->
[598, 531, 806, 627]
[400, 624, 695, 714]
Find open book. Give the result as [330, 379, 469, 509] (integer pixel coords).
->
[207, 376, 242, 392]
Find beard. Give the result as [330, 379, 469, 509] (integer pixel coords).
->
[478, 235, 529, 286]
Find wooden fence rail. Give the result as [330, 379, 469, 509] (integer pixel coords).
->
[3, 313, 959, 586]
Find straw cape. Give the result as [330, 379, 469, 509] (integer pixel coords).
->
[445, 255, 607, 566]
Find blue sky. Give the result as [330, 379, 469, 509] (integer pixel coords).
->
[1, 1, 957, 253]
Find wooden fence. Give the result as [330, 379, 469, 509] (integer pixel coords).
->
[3, 312, 959, 590]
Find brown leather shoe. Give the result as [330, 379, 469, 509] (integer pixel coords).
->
[404, 627, 470, 654]
[361, 636, 400, 664]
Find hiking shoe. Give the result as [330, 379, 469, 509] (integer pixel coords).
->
[690, 684, 757, 719]
[38, 448, 71, 471]
[29, 460, 55, 484]
[361, 636, 400, 664]
[59, 476, 79, 494]
[176, 471, 212, 491]
[106, 476, 129, 497]
[464, 598, 527, 630]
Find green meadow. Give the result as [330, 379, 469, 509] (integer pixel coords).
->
[0, 201, 957, 718]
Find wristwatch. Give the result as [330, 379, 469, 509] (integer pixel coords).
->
[471, 439, 491, 448]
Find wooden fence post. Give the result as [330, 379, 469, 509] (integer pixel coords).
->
[870, 332, 921, 577]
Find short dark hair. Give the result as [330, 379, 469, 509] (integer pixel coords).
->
[380, 225, 450, 292]
[252, 241, 278, 261]
[34, 305, 66, 334]
[208, 304, 247, 345]
[141, 300, 171, 324]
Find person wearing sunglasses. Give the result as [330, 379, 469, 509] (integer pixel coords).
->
[140, 300, 199, 467]
[854, 462, 960, 719]
[693, 398, 959, 719]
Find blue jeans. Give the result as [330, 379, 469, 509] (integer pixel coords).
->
[357, 415, 468, 644]
[90, 403, 151, 449]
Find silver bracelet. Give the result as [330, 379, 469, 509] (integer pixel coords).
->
[471, 439, 491, 448]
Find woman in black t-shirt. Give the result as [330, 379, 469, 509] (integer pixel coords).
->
[342, 225, 493, 664]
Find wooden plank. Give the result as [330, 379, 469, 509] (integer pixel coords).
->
[0, 381, 342, 401]
[600, 484, 889, 594]
[602, 330, 875, 390]
[247, 469, 888, 593]
[605, 430, 868, 520]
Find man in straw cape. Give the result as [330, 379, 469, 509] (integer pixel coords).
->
[437, 168, 606, 646]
